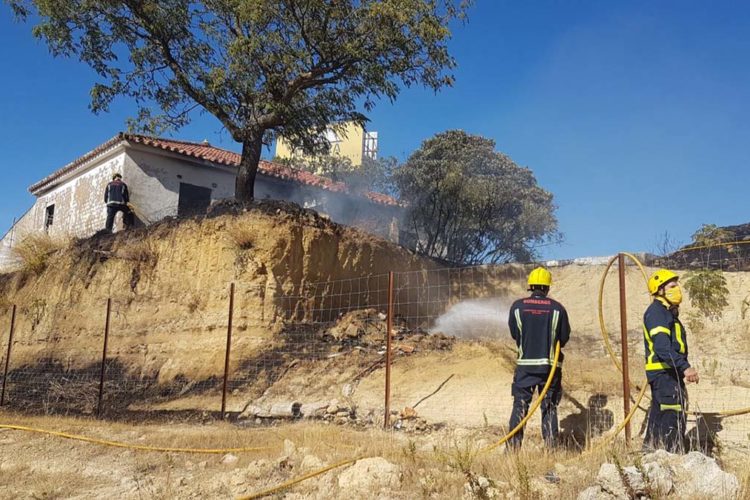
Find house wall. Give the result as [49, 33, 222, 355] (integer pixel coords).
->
[0, 150, 126, 270]
[1, 143, 401, 272]
[275, 121, 369, 166]
[124, 147, 236, 222]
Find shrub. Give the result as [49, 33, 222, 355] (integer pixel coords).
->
[228, 222, 255, 250]
[683, 269, 729, 321]
[12, 233, 68, 274]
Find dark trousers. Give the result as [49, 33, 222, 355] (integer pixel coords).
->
[508, 368, 563, 449]
[644, 371, 687, 453]
[105, 204, 131, 233]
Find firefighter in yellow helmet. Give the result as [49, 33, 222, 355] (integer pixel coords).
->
[507, 267, 571, 449]
[642, 269, 699, 453]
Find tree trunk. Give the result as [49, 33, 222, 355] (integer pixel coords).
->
[235, 131, 264, 202]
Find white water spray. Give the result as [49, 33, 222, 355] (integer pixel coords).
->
[431, 298, 512, 340]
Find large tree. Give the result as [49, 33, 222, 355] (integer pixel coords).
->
[395, 130, 559, 264]
[8, 0, 468, 201]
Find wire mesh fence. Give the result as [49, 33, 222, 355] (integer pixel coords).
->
[0, 257, 748, 455]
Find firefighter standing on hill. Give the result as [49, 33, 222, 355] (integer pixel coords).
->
[104, 173, 132, 233]
[507, 267, 571, 449]
[643, 269, 699, 453]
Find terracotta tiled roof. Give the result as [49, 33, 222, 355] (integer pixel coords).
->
[29, 132, 400, 207]
[28, 134, 125, 194]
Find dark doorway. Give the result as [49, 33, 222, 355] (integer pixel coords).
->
[178, 182, 212, 217]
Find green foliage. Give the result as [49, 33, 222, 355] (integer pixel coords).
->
[9, 0, 469, 201]
[683, 269, 729, 321]
[394, 130, 559, 264]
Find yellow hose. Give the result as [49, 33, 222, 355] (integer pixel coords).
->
[597, 252, 649, 375]
[241, 343, 561, 499]
[480, 342, 561, 454]
[238, 457, 361, 500]
[0, 423, 270, 454]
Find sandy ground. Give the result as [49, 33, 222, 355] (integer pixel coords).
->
[0, 411, 748, 500]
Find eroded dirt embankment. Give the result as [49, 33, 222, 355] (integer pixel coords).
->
[0, 202, 441, 411]
[0, 202, 748, 434]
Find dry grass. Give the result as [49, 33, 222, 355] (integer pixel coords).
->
[118, 238, 158, 266]
[0, 413, 748, 499]
[227, 221, 256, 250]
[12, 232, 70, 274]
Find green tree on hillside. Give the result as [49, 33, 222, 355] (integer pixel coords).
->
[682, 223, 731, 321]
[9, 0, 468, 201]
[394, 130, 559, 264]
[683, 269, 729, 321]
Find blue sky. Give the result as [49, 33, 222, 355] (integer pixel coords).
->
[1, 1, 749, 260]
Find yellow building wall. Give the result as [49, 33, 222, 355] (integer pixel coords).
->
[275, 122, 368, 166]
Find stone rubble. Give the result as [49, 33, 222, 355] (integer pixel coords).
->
[577, 450, 740, 500]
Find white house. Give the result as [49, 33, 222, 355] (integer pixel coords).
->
[0, 133, 402, 271]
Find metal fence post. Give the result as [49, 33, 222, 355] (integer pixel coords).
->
[221, 282, 235, 420]
[384, 272, 394, 429]
[1, 304, 17, 406]
[97, 298, 111, 417]
[618, 253, 632, 443]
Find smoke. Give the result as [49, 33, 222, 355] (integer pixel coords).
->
[431, 297, 513, 340]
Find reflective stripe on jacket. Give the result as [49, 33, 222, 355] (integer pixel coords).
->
[105, 180, 130, 206]
[643, 298, 690, 381]
[508, 291, 571, 374]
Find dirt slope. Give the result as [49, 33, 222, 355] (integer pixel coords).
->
[0, 203, 748, 447]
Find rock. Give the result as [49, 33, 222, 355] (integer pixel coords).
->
[581, 451, 738, 500]
[326, 401, 341, 414]
[596, 463, 645, 499]
[642, 449, 673, 464]
[283, 439, 297, 457]
[531, 477, 560, 498]
[300, 454, 325, 471]
[221, 453, 238, 465]
[120, 477, 137, 488]
[338, 457, 401, 492]
[300, 400, 329, 418]
[641, 461, 673, 496]
[341, 383, 354, 398]
[246, 459, 270, 478]
[238, 404, 266, 420]
[400, 407, 418, 419]
[675, 451, 739, 499]
[230, 471, 246, 486]
[577, 485, 616, 500]
[344, 323, 360, 338]
[463, 474, 500, 499]
[268, 402, 302, 418]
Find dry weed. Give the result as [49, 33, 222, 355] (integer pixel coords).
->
[0, 414, 746, 499]
[228, 222, 256, 250]
[118, 238, 158, 266]
[12, 232, 69, 274]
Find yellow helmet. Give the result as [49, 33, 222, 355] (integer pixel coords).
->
[528, 267, 552, 288]
[648, 269, 679, 295]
